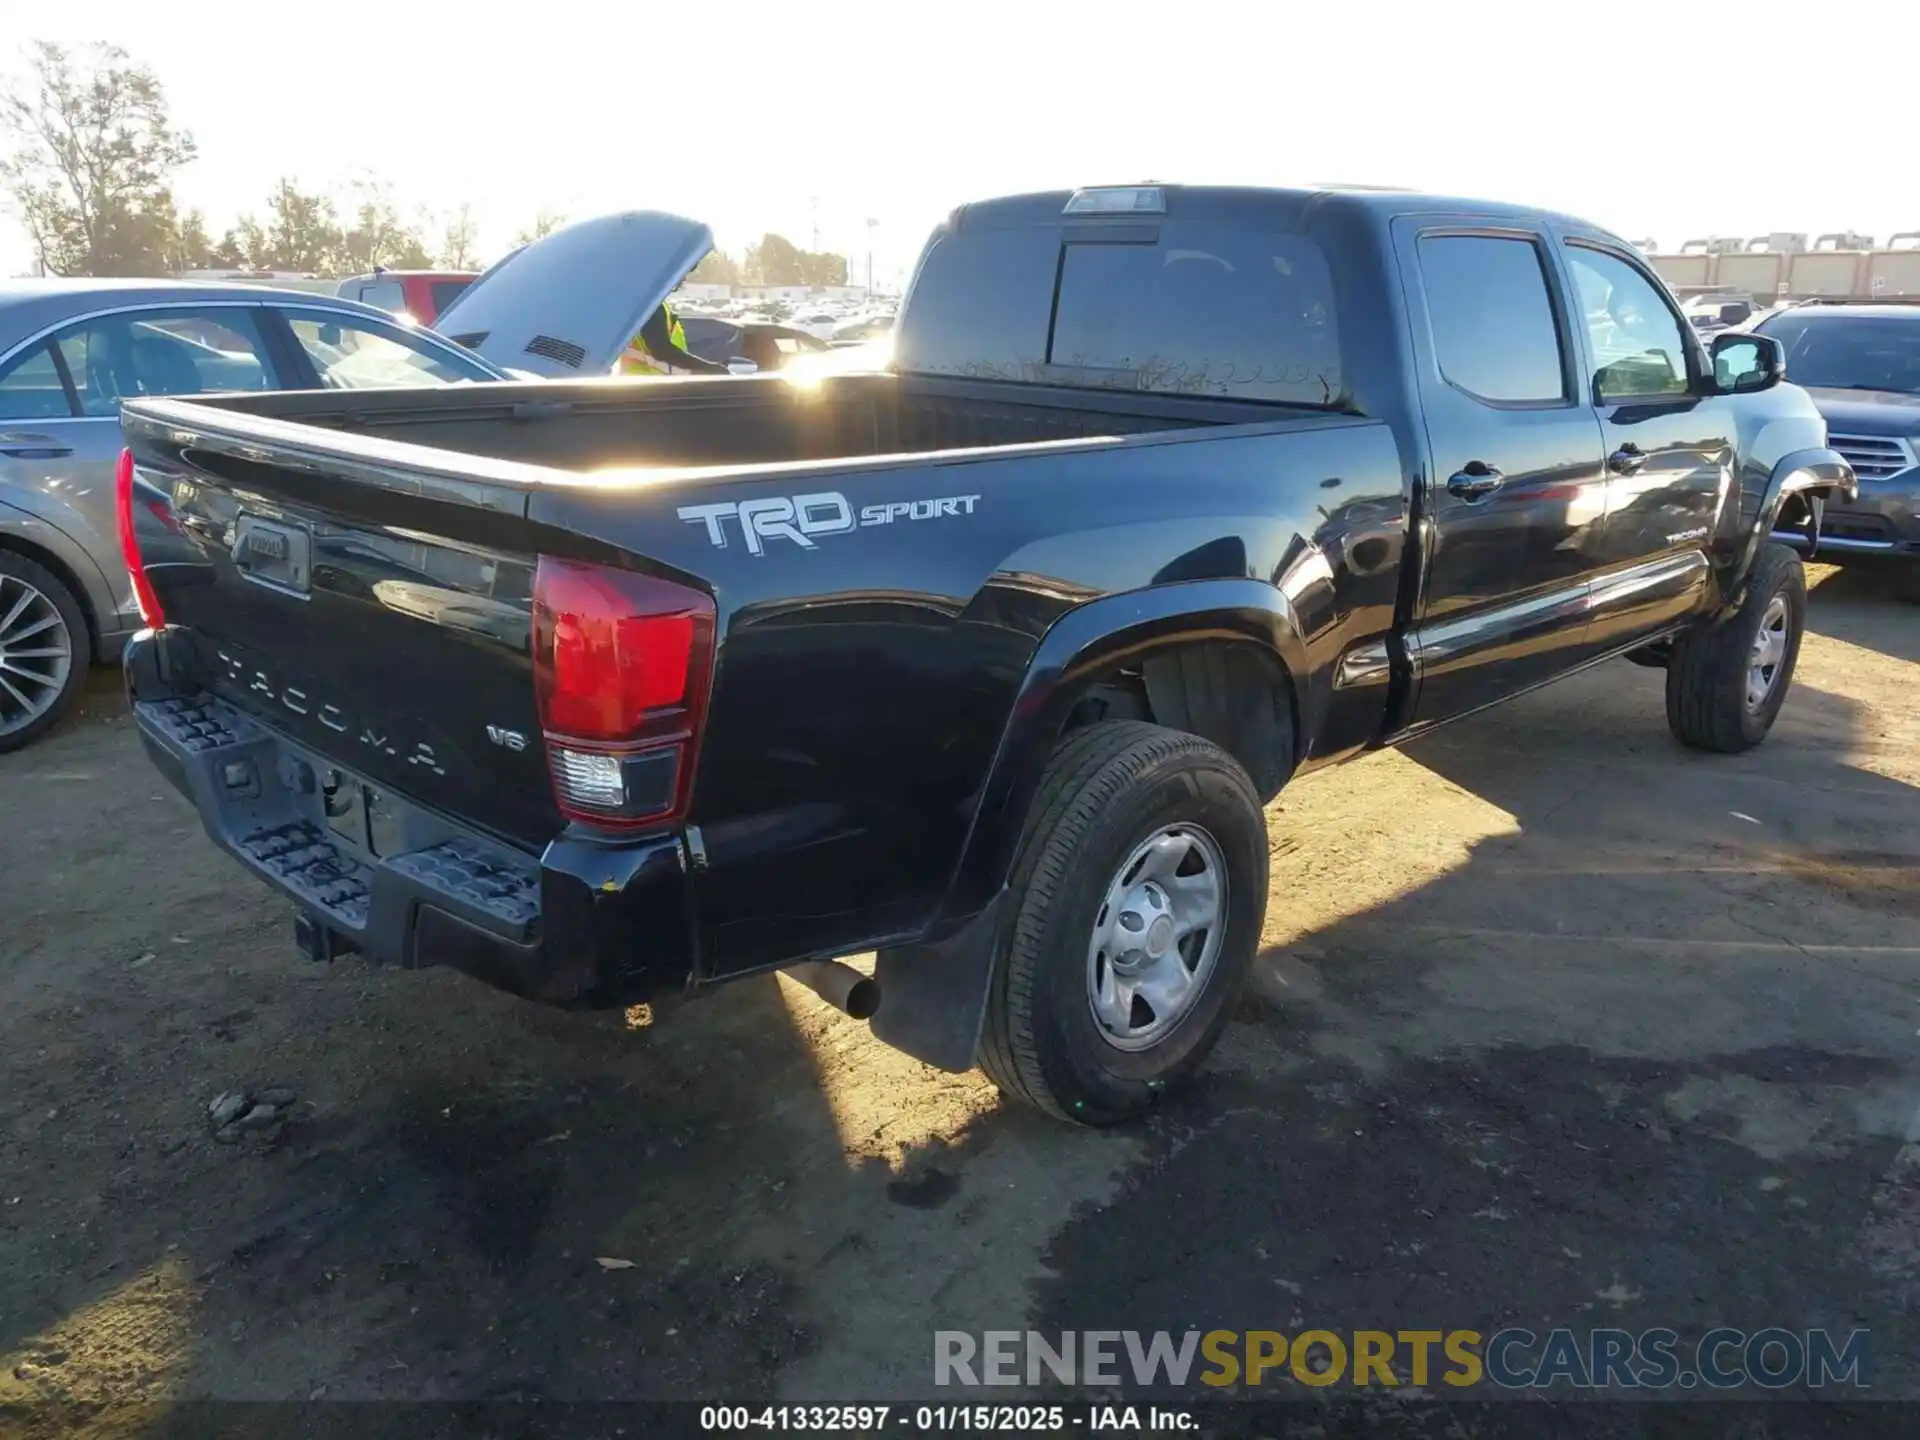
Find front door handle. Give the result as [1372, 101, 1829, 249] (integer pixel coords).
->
[1608, 444, 1647, 475]
[0, 433, 73, 460]
[1446, 462, 1505, 501]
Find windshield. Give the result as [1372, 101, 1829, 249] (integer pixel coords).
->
[1755, 312, 1920, 395]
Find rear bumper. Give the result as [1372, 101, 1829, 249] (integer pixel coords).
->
[124, 629, 696, 1007]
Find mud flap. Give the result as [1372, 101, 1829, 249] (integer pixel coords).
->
[869, 892, 1007, 1072]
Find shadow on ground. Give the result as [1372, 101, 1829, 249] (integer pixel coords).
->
[1032, 663, 1920, 1418]
[1804, 562, 1919, 665]
[1, 581, 1914, 1428]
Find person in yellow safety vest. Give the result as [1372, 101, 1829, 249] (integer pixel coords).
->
[618, 300, 730, 376]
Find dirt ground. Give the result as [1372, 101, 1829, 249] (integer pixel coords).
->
[1, 563, 1916, 1426]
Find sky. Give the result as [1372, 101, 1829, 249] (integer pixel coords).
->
[4, 0, 1918, 283]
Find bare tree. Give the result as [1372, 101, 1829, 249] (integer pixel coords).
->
[440, 203, 480, 270]
[513, 208, 567, 247]
[0, 41, 197, 275]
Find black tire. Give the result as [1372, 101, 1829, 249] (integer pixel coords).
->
[1665, 543, 1805, 754]
[979, 720, 1270, 1125]
[0, 551, 92, 754]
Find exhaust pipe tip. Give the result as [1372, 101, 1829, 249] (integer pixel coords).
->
[786, 959, 880, 1020]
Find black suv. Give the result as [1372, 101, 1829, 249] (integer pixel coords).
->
[1754, 303, 1920, 579]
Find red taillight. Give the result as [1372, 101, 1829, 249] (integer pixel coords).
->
[114, 448, 167, 629]
[532, 556, 715, 830]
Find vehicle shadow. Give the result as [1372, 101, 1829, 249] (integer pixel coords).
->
[0, 972, 907, 1411]
[1805, 562, 1920, 665]
[0, 697, 1096, 1417]
[3, 657, 1914, 1421]
[1030, 662, 1920, 1413]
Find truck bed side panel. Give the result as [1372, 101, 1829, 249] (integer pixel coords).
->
[529, 418, 1406, 977]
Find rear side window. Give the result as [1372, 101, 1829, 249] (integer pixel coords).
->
[0, 343, 72, 420]
[429, 280, 472, 317]
[355, 280, 407, 314]
[891, 228, 1060, 383]
[53, 309, 275, 416]
[1048, 228, 1342, 405]
[1417, 235, 1567, 404]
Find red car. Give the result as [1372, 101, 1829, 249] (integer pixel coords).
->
[334, 270, 478, 326]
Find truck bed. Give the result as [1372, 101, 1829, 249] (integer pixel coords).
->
[190, 370, 1265, 473]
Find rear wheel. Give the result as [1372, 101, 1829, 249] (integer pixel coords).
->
[1665, 543, 1804, 754]
[0, 552, 90, 753]
[980, 721, 1270, 1125]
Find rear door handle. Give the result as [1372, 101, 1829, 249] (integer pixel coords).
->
[1446, 462, 1504, 501]
[1608, 444, 1647, 475]
[0, 433, 72, 460]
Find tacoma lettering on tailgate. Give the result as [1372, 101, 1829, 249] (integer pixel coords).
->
[215, 650, 446, 776]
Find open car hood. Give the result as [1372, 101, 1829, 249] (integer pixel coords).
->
[432, 210, 713, 378]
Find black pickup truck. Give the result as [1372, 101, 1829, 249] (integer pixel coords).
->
[117, 186, 1853, 1124]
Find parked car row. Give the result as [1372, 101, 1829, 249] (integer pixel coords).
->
[1747, 301, 1920, 577]
[334, 269, 477, 327]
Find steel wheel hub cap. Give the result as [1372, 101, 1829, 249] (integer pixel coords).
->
[0, 575, 72, 737]
[1087, 823, 1228, 1051]
[1746, 594, 1790, 711]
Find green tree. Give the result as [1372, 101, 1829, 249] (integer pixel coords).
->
[797, 249, 849, 286]
[233, 179, 344, 272]
[88, 190, 202, 275]
[340, 180, 433, 272]
[0, 41, 198, 276]
[174, 206, 217, 268]
[743, 231, 806, 286]
[687, 247, 743, 287]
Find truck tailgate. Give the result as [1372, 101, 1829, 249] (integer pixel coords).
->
[122, 402, 560, 851]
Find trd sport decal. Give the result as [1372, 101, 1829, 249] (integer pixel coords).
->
[677, 491, 981, 555]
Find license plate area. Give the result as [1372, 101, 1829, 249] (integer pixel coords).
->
[323, 770, 405, 858]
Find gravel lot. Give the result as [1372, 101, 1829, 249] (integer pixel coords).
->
[2, 562, 1916, 1425]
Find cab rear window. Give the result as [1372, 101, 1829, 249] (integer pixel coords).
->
[895, 223, 1343, 406]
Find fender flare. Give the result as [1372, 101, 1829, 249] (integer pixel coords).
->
[1723, 446, 1855, 608]
[871, 578, 1313, 1073]
[938, 577, 1312, 931]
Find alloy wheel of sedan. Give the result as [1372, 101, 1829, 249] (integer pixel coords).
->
[0, 572, 74, 738]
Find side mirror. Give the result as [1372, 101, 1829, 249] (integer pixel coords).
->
[1710, 332, 1783, 394]
[1718, 302, 1753, 326]
[726, 357, 759, 376]
[316, 323, 342, 348]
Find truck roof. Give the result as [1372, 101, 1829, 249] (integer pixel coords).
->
[948, 184, 1591, 236]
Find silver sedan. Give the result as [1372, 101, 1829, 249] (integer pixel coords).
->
[0, 278, 505, 751]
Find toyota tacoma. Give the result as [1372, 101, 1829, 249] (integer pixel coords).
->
[115, 187, 1852, 1123]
